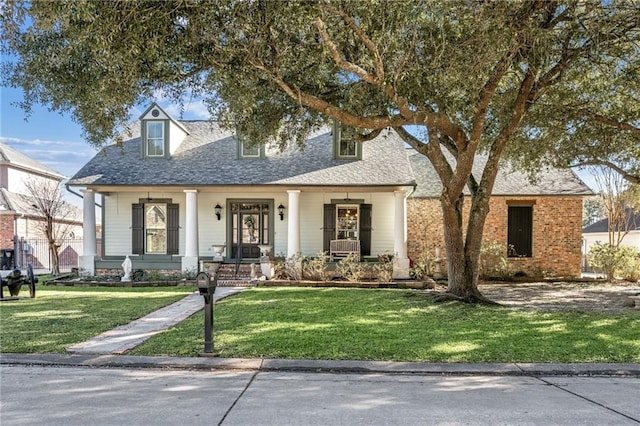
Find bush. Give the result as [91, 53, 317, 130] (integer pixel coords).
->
[303, 252, 330, 281]
[620, 254, 640, 282]
[373, 253, 394, 282]
[479, 241, 514, 279]
[410, 252, 435, 280]
[271, 253, 303, 280]
[589, 243, 640, 281]
[336, 253, 368, 282]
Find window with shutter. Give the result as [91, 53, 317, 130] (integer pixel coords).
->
[132, 201, 179, 255]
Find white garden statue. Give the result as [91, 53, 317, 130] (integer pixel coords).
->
[121, 255, 132, 282]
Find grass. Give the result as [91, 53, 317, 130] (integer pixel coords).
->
[0, 285, 194, 353]
[131, 287, 640, 363]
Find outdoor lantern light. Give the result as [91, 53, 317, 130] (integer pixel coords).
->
[278, 203, 285, 220]
[215, 203, 222, 220]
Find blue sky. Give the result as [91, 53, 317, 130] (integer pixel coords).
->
[1, 86, 212, 205]
[0, 86, 211, 180]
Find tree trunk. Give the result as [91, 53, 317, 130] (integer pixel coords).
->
[49, 244, 60, 276]
[440, 191, 491, 303]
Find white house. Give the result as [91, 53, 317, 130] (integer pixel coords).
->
[0, 142, 83, 270]
[68, 103, 415, 277]
[583, 209, 640, 253]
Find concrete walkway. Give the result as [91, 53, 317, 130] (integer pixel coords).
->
[66, 287, 246, 355]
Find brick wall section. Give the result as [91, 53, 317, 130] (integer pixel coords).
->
[0, 214, 16, 249]
[407, 196, 584, 278]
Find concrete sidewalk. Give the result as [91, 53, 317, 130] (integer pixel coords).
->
[66, 287, 245, 355]
[2, 352, 640, 377]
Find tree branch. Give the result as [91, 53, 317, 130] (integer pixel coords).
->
[583, 112, 640, 135]
[313, 17, 377, 85]
[320, 1, 385, 83]
[572, 160, 640, 184]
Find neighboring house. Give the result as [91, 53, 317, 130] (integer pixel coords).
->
[408, 153, 593, 278]
[68, 103, 591, 279]
[0, 142, 83, 270]
[582, 209, 640, 254]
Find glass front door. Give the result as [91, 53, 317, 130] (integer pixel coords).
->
[230, 201, 271, 260]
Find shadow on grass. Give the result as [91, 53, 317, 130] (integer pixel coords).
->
[131, 288, 640, 362]
[1, 286, 194, 353]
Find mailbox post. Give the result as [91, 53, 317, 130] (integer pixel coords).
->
[196, 271, 218, 354]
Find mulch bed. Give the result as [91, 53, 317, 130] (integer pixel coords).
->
[477, 281, 640, 312]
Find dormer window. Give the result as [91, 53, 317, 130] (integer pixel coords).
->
[237, 134, 264, 159]
[333, 121, 361, 159]
[146, 121, 165, 157]
[241, 140, 260, 158]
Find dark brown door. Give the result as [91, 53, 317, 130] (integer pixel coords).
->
[231, 202, 271, 260]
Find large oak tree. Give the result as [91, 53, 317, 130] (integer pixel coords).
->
[3, 0, 639, 302]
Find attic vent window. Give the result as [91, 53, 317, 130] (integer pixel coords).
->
[151, 109, 160, 117]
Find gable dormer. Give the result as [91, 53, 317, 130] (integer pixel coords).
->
[139, 103, 189, 158]
[332, 120, 362, 160]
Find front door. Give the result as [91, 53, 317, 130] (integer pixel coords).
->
[230, 201, 272, 260]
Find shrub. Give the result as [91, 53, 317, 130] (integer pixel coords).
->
[303, 252, 330, 281]
[269, 253, 304, 280]
[589, 243, 640, 281]
[336, 253, 367, 282]
[410, 252, 435, 280]
[620, 254, 640, 282]
[479, 241, 514, 279]
[373, 253, 394, 282]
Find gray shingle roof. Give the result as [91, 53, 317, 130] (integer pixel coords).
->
[0, 188, 82, 221]
[408, 150, 593, 198]
[68, 121, 416, 187]
[0, 143, 65, 180]
[583, 209, 640, 233]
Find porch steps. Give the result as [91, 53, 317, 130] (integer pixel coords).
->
[214, 263, 261, 287]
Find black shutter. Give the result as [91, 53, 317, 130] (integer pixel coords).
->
[359, 204, 372, 256]
[132, 204, 144, 255]
[167, 203, 179, 255]
[508, 206, 533, 257]
[323, 204, 336, 253]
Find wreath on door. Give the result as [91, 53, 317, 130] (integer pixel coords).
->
[243, 215, 256, 241]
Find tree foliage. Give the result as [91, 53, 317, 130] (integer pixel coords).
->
[3, 0, 639, 301]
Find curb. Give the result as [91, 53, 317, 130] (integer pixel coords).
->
[2, 353, 639, 377]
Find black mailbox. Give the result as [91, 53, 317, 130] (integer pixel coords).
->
[197, 272, 215, 297]
[196, 271, 218, 355]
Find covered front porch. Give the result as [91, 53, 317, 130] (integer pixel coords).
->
[79, 187, 412, 279]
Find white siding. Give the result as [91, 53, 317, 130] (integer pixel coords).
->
[6, 168, 59, 195]
[583, 231, 640, 253]
[370, 192, 395, 256]
[298, 192, 324, 256]
[169, 121, 187, 155]
[103, 193, 137, 256]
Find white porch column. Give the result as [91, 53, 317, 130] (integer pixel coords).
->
[287, 190, 301, 257]
[182, 189, 199, 273]
[393, 189, 410, 279]
[79, 189, 97, 276]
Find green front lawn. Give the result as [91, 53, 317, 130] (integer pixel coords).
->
[131, 287, 640, 363]
[0, 286, 194, 353]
